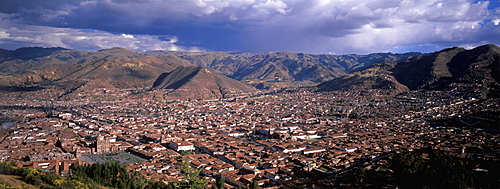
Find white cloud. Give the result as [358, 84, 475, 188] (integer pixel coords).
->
[120, 34, 134, 39]
[0, 0, 498, 54]
[253, 0, 289, 14]
[240, 0, 496, 53]
[0, 13, 197, 52]
[493, 19, 500, 26]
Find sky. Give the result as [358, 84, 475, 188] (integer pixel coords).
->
[0, 0, 499, 54]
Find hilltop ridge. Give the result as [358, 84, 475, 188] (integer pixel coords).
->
[152, 66, 257, 99]
[318, 44, 500, 98]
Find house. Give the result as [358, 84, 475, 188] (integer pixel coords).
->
[342, 147, 357, 152]
[169, 140, 195, 151]
[291, 134, 321, 140]
[303, 147, 326, 155]
[149, 143, 167, 151]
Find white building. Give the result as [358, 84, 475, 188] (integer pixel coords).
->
[169, 140, 195, 151]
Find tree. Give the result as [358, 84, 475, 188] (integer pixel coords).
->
[249, 179, 259, 189]
[390, 149, 474, 188]
[176, 159, 208, 189]
[391, 151, 427, 187]
[355, 168, 367, 184]
[22, 155, 31, 162]
[212, 177, 225, 189]
[70, 161, 148, 189]
[144, 180, 168, 189]
[426, 150, 474, 188]
[271, 133, 281, 139]
[348, 112, 360, 119]
[0, 162, 15, 174]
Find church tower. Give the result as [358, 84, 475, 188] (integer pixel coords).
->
[96, 135, 109, 153]
[75, 147, 81, 159]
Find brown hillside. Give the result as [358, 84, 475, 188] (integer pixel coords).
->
[318, 44, 500, 98]
[152, 66, 258, 99]
[0, 174, 38, 189]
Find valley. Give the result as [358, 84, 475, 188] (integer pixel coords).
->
[0, 45, 498, 188]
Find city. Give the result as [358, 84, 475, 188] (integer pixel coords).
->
[1, 0, 500, 188]
[1, 86, 498, 188]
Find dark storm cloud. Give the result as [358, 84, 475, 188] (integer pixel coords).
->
[0, 0, 498, 54]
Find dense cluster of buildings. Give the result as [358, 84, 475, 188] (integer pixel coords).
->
[0, 88, 498, 188]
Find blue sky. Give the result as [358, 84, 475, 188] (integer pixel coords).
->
[0, 0, 499, 54]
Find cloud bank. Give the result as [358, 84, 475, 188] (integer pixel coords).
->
[0, 13, 196, 52]
[0, 0, 498, 54]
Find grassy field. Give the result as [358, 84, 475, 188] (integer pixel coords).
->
[0, 174, 38, 189]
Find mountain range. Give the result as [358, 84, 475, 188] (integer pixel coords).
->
[318, 44, 500, 98]
[0, 47, 418, 87]
[149, 51, 421, 89]
[0, 44, 497, 99]
[0, 47, 187, 86]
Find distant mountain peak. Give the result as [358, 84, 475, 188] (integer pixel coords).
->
[0, 47, 69, 60]
[98, 47, 133, 52]
[14, 46, 68, 51]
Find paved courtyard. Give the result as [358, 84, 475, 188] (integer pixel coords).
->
[80, 152, 146, 164]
